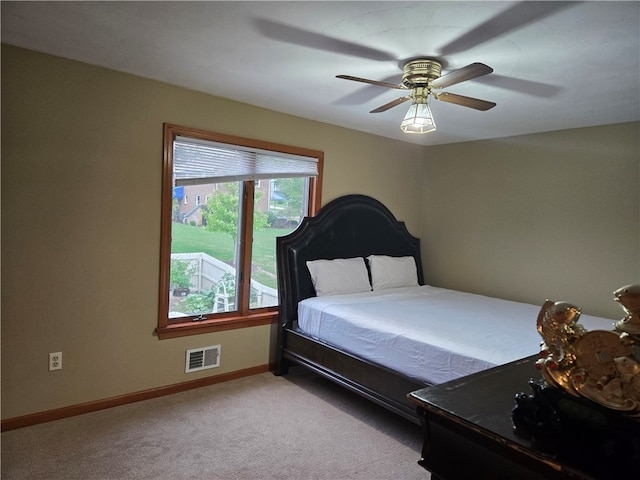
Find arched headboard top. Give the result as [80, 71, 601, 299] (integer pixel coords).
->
[276, 194, 423, 329]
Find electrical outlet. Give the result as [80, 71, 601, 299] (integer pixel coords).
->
[49, 352, 62, 371]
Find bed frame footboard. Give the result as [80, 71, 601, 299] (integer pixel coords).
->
[283, 329, 426, 423]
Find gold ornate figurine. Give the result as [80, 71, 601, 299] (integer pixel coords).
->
[535, 284, 640, 416]
[613, 284, 640, 335]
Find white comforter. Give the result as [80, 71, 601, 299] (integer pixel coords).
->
[297, 285, 614, 385]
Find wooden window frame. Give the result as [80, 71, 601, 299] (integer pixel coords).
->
[156, 124, 323, 339]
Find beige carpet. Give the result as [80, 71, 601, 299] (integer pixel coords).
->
[1, 367, 430, 480]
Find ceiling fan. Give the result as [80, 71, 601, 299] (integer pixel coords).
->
[337, 59, 496, 133]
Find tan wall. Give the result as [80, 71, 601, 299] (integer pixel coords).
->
[1, 45, 424, 419]
[420, 122, 640, 319]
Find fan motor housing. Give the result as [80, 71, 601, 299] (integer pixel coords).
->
[402, 59, 442, 88]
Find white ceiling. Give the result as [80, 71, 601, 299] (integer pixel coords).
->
[2, 1, 639, 146]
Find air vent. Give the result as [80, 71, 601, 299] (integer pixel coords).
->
[185, 345, 221, 373]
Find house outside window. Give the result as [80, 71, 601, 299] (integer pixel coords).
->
[158, 124, 323, 339]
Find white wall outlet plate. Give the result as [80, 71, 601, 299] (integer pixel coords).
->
[49, 352, 62, 371]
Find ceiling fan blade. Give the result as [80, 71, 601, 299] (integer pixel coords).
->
[370, 96, 411, 113]
[435, 92, 496, 111]
[431, 63, 493, 89]
[333, 75, 408, 106]
[336, 75, 406, 90]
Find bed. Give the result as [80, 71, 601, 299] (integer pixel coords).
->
[274, 194, 612, 423]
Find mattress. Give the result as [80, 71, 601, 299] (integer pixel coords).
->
[297, 285, 614, 385]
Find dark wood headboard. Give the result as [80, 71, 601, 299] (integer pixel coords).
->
[276, 194, 423, 330]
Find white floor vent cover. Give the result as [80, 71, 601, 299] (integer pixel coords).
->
[185, 345, 221, 373]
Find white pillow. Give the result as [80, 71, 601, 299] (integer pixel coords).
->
[306, 257, 371, 297]
[367, 255, 419, 290]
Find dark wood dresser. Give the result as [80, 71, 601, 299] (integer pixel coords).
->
[408, 355, 640, 480]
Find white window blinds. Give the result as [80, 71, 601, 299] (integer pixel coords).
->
[173, 136, 318, 186]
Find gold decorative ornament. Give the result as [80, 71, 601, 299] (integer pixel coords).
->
[535, 285, 640, 416]
[613, 284, 640, 335]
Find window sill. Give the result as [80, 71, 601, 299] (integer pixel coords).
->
[156, 311, 278, 339]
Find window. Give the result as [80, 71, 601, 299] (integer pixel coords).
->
[157, 124, 323, 338]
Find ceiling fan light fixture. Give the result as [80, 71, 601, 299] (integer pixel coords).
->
[400, 97, 436, 134]
[339, 58, 494, 133]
